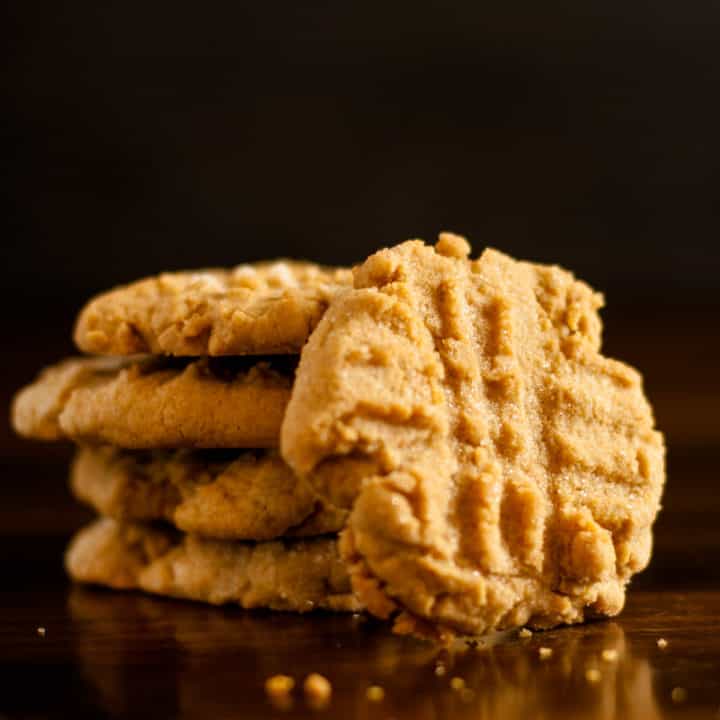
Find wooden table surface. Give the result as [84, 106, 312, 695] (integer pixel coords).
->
[2, 311, 719, 720]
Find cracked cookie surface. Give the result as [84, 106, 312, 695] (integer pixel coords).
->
[281, 234, 665, 640]
[12, 356, 292, 448]
[74, 261, 352, 356]
[71, 446, 346, 540]
[66, 518, 361, 612]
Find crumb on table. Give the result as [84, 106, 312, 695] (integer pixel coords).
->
[304, 673, 332, 707]
[671, 687, 687, 704]
[366, 685, 385, 702]
[601, 649, 619, 662]
[265, 674, 295, 699]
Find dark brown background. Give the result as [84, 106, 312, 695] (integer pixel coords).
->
[2, 2, 719, 718]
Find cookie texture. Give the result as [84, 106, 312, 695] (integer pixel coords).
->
[71, 446, 347, 540]
[12, 356, 292, 448]
[281, 234, 665, 639]
[74, 261, 353, 356]
[66, 518, 361, 612]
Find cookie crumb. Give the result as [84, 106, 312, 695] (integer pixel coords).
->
[601, 649, 618, 662]
[36, 627, 46, 638]
[366, 685, 385, 702]
[585, 668, 602, 684]
[304, 673, 331, 708]
[265, 674, 295, 698]
[436, 232, 471, 259]
[657, 637, 668, 649]
[538, 647, 553, 660]
[450, 677, 466, 691]
[518, 628, 533, 639]
[671, 687, 687, 704]
[434, 664, 447, 677]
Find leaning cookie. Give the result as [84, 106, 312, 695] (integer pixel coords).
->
[74, 261, 353, 356]
[281, 233, 665, 641]
[71, 446, 347, 541]
[12, 356, 292, 448]
[66, 518, 362, 613]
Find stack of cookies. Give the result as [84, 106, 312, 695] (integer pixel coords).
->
[12, 234, 666, 643]
[12, 260, 364, 614]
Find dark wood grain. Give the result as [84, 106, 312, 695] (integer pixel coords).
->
[2, 576, 719, 719]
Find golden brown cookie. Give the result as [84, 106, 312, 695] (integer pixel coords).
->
[281, 234, 665, 640]
[71, 446, 346, 540]
[12, 356, 292, 448]
[74, 261, 353, 356]
[66, 518, 362, 612]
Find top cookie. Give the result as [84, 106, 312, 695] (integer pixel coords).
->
[74, 261, 353, 356]
[281, 234, 665, 640]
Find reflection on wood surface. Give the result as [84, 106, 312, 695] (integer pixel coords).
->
[68, 587, 670, 720]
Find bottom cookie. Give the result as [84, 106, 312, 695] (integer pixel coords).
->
[65, 518, 362, 613]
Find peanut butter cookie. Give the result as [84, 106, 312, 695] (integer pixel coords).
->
[281, 234, 665, 640]
[12, 356, 292, 448]
[71, 446, 346, 540]
[74, 261, 352, 356]
[66, 518, 361, 612]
